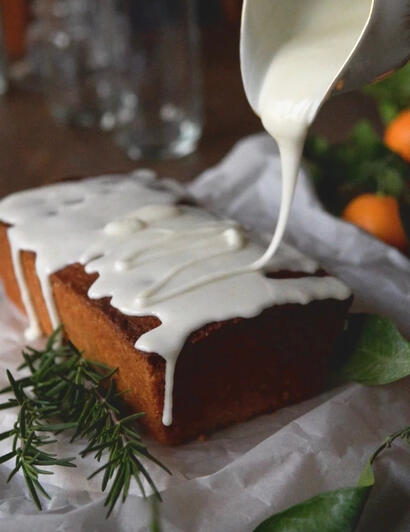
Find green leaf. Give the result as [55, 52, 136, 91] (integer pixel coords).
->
[254, 459, 377, 532]
[0, 450, 17, 464]
[379, 102, 399, 126]
[357, 461, 375, 488]
[119, 412, 146, 425]
[379, 102, 400, 125]
[7, 370, 25, 404]
[363, 63, 410, 125]
[24, 473, 42, 510]
[35, 422, 78, 432]
[378, 167, 404, 197]
[0, 400, 19, 410]
[341, 315, 410, 385]
[253, 486, 371, 532]
[0, 429, 16, 441]
[44, 326, 63, 352]
[150, 495, 162, 532]
[351, 121, 379, 152]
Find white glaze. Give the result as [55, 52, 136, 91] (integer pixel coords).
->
[0, 173, 350, 425]
[244, 0, 373, 269]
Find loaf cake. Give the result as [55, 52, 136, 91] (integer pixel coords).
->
[0, 172, 351, 445]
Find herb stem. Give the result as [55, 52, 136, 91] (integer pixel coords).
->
[370, 426, 410, 465]
[0, 331, 168, 516]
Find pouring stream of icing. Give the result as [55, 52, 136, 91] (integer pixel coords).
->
[241, 0, 374, 268]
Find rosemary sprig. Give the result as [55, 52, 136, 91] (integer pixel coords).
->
[0, 369, 76, 510]
[0, 329, 169, 516]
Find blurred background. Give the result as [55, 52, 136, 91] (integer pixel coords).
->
[0, 0, 408, 252]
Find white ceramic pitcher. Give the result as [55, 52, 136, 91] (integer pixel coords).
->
[241, 0, 409, 112]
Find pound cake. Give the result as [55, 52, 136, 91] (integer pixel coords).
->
[0, 172, 351, 445]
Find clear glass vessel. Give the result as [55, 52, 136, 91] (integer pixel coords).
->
[39, 0, 130, 129]
[34, 0, 203, 157]
[114, 0, 203, 160]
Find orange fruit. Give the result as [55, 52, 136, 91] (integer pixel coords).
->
[342, 194, 408, 251]
[384, 109, 410, 162]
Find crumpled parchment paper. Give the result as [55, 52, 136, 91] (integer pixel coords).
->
[0, 133, 408, 531]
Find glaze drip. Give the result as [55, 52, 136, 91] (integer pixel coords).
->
[0, 172, 350, 425]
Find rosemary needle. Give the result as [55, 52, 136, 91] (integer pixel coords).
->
[0, 328, 169, 516]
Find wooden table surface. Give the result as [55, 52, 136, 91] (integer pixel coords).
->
[0, 28, 379, 198]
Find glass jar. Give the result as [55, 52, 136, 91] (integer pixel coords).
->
[114, 0, 203, 159]
[36, 0, 203, 157]
[40, 0, 130, 128]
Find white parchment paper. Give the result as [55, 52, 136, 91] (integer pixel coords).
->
[0, 134, 409, 531]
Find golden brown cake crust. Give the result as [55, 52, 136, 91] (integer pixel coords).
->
[0, 222, 351, 445]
